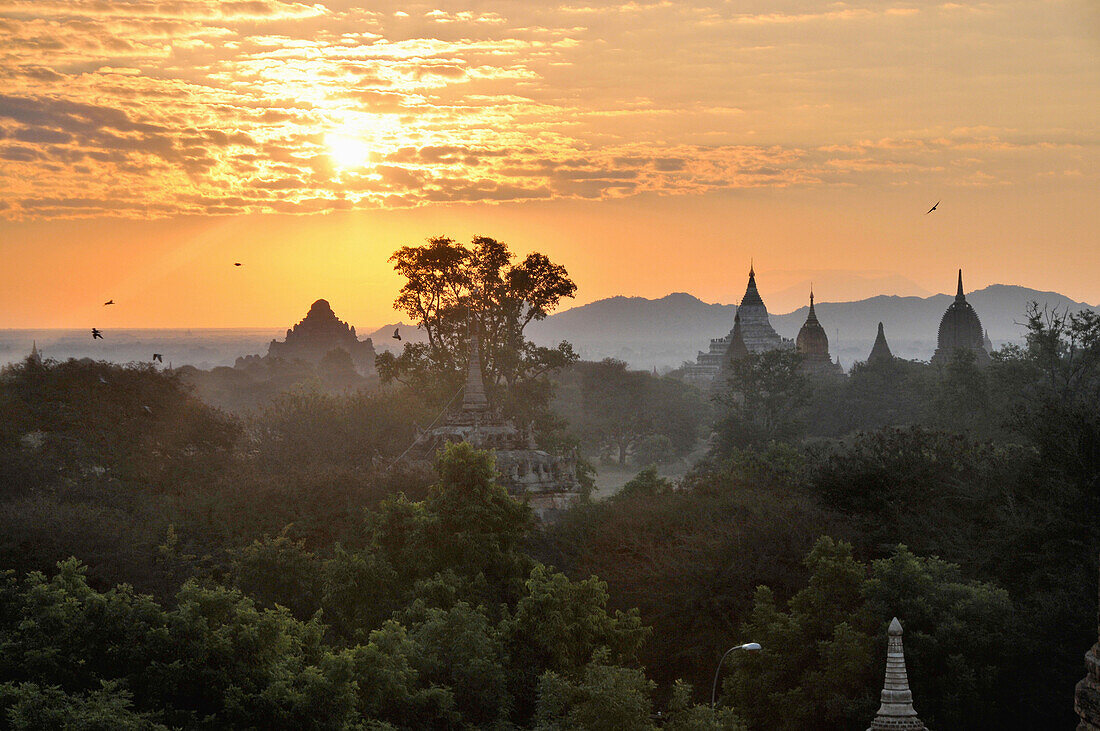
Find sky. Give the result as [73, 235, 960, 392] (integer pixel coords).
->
[0, 0, 1097, 328]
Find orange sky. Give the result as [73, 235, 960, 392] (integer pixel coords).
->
[1, 0, 1097, 327]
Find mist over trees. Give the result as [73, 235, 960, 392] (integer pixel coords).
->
[0, 223, 1096, 731]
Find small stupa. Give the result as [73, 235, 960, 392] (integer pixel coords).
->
[868, 322, 895, 365]
[868, 618, 929, 731]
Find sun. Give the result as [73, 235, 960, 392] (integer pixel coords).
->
[326, 133, 372, 170]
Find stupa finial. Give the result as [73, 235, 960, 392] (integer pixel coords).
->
[867, 618, 927, 730]
[956, 269, 965, 300]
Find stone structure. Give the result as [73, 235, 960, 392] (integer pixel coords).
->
[796, 291, 842, 376]
[1076, 558, 1100, 730]
[263, 299, 376, 374]
[868, 618, 929, 731]
[931, 271, 989, 367]
[868, 322, 895, 365]
[415, 331, 582, 520]
[683, 265, 789, 385]
[28, 341, 42, 365]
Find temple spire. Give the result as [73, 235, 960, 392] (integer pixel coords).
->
[462, 328, 490, 413]
[741, 263, 764, 308]
[868, 322, 894, 364]
[806, 289, 819, 323]
[29, 340, 41, 364]
[956, 269, 965, 300]
[867, 618, 927, 731]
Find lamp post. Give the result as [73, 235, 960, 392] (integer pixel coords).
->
[711, 642, 761, 708]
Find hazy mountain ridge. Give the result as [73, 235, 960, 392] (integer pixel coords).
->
[527, 285, 1098, 369]
[3, 286, 1093, 371]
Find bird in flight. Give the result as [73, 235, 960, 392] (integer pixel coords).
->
[152, 353, 163, 363]
[234, 262, 242, 267]
[91, 328, 103, 340]
[926, 200, 940, 214]
[103, 299, 114, 306]
[393, 328, 401, 341]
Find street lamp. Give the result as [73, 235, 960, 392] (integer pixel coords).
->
[711, 642, 761, 708]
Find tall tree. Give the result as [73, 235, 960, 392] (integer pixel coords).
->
[378, 236, 578, 408]
[712, 349, 808, 452]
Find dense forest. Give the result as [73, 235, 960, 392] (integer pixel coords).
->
[0, 238, 1097, 729]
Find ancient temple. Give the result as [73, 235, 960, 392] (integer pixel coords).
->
[415, 331, 582, 520]
[931, 271, 989, 367]
[263, 299, 376, 374]
[1076, 560, 1100, 730]
[796, 291, 842, 376]
[28, 340, 42, 365]
[868, 618, 929, 731]
[868, 322, 895, 365]
[683, 265, 789, 385]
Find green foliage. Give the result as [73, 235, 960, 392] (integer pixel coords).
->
[539, 474, 831, 695]
[0, 358, 238, 492]
[367, 442, 534, 608]
[559, 359, 708, 465]
[726, 537, 1016, 731]
[0, 680, 167, 731]
[248, 387, 431, 471]
[400, 600, 512, 726]
[508, 565, 648, 674]
[535, 650, 655, 731]
[662, 680, 746, 730]
[615, 465, 674, 499]
[713, 349, 809, 451]
[232, 533, 323, 621]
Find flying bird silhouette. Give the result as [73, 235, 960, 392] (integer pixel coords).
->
[103, 299, 114, 306]
[152, 353, 163, 363]
[91, 328, 103, 340]
[926, 200, 940, 214]
[393, 328, 401, 341]
[234, 262, 242, 267]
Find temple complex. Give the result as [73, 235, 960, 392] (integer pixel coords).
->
[1076, 560, 1100, 730]
[795, 291, 842, 375]
[414, 331, 582, 520]
[683, 265, 790, 385]
[931, 271, 990, 367]
[262, 299, 376, 375]
[868, 618, 929, 731]
[868, 322, 895, 365]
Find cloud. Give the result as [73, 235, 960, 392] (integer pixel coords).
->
[0, 0, 1095, 219]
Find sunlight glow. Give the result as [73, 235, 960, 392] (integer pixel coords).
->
[326, 133, 373, 170]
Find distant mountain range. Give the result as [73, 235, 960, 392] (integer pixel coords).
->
[6, 285, 1092, 372]
[523, 285, 1098, 370]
